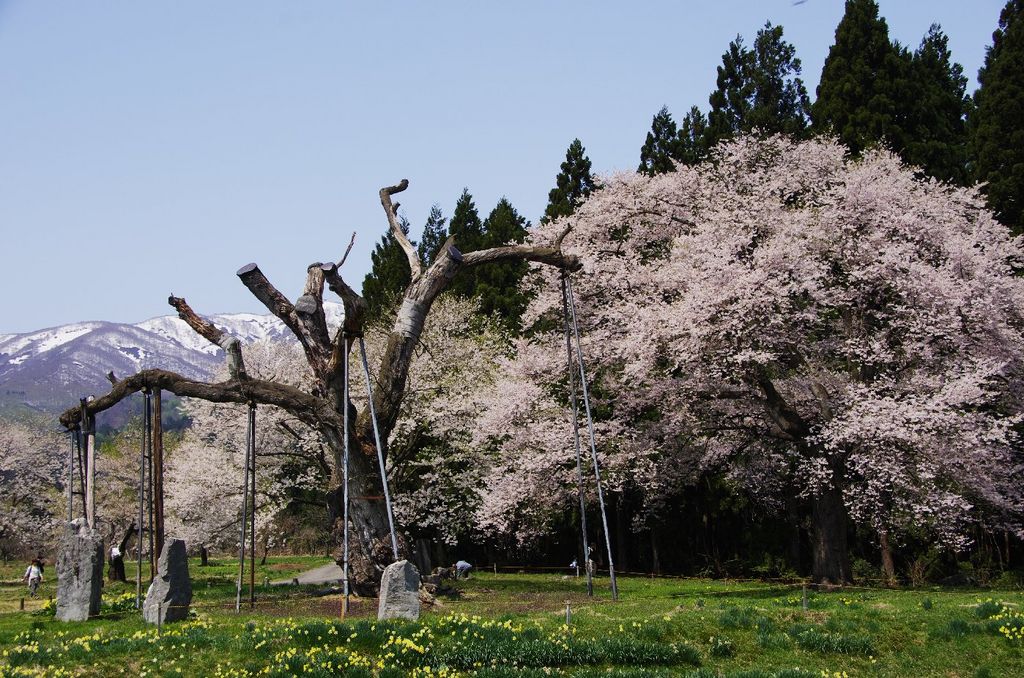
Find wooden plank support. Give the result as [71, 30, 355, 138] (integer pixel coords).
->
[153, 389, 165, 558]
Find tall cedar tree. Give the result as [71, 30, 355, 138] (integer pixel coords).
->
[638, 106, 683, 175]
[970, 0, 1024, 232]
[812, 0, 912, 155]
[542, 139, 596, 223]
[476, 198, 531, 329]
[903, 25, 971, 185]
[678, 106, 711, 165]
[447, 189, 485, 298]
[705, 23, 811, 148]
[362, 215, 413, 320]
[418, 204, 448, 265]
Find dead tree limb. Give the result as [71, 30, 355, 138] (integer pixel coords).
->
[169, 295, 248, 379]
[379, 179, 423, 281]
[59, 370, 334, 431]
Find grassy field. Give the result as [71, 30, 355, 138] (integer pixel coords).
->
[1, 556, 1022, 676]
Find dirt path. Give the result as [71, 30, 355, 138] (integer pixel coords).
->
[270, 562, 342, 586]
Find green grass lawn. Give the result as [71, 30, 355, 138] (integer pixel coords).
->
[1, 557, 1023, 676]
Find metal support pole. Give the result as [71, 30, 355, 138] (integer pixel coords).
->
[342, 336, 351, 617]
[561, 273, 594, 597]
[136, 390, 151, 609]
[236, 404, 252, 613]
[249, 404, 256, 609]
[358, 336, 400, 561]
[566, 275, 619, 600]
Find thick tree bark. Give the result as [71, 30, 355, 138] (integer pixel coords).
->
[58, 179, 579, 590]
[879, 529, 896, 586]
[650, 527, 661, 575]
[107, 522, 135, 582]
[786, 495, 803, 574]
[756, 375, 852, 585]
[810, 487, 852, 585]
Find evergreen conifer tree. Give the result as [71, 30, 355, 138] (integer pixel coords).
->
[638, 106, 683, 175]
[811, 0, 912, 155]
[970, 0, 1024, 232]
[704, 23, 810, 148]
[476, 198, 531, 328]
[706, 36, 754, 144]
[418, 204, 448, 265]
[447, 189, 485, 298]
[362, 215, 413, 320]
[903, 25, 971, 185]
[542, 139, 596, 223]
[678, 106, 711, 165]
[747, 23, 812, 137]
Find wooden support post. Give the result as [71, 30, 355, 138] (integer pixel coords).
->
[67, 429, 75, 522]
[152, 390, 165, 559]
[249, 404, 256, 609]
[83, 398, 97, 530]
[148, 414, 155, 583]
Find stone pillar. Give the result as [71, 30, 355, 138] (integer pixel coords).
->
[377, 559, 420, 621]
[144, 538, 193, 625]
[56, 519, 104, 622]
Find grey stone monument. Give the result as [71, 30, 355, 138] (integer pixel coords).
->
[56, 519, 105, 622]
[143, 538, 192, 625]
[377, 559, 421, 621]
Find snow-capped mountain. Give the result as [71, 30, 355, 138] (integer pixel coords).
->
[0, 303, 343, 423]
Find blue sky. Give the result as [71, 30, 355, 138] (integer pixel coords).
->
[0, 0, 1008, 332]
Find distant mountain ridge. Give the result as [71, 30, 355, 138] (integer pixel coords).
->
[0, 304, 342, 425]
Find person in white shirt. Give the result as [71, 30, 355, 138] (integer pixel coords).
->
[23, 559, 43, 596]
[455, 560, 472, 579]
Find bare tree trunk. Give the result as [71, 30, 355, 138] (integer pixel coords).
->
[650, 527, 661, 575]
[810, 487, 852, 585]
[879, 530, 896, 586]
[108, 522, 135, 582]
[786, 496, 803, 573]
[199, 545, 209, 567]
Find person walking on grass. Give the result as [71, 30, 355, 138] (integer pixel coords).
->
[23, 558, 43, 597]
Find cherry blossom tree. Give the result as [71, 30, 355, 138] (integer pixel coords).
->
[0, 419, 65, 559]
[483, 135, 1024, 584]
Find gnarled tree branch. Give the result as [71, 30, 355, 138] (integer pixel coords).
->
[236, 263, 330, 378]
[58, 369, 339, 431]
[295, 263, 331, 350]
[461, 224, 581, 270]
[379, 179, 423, 281]
[168, 295, 248, 379]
